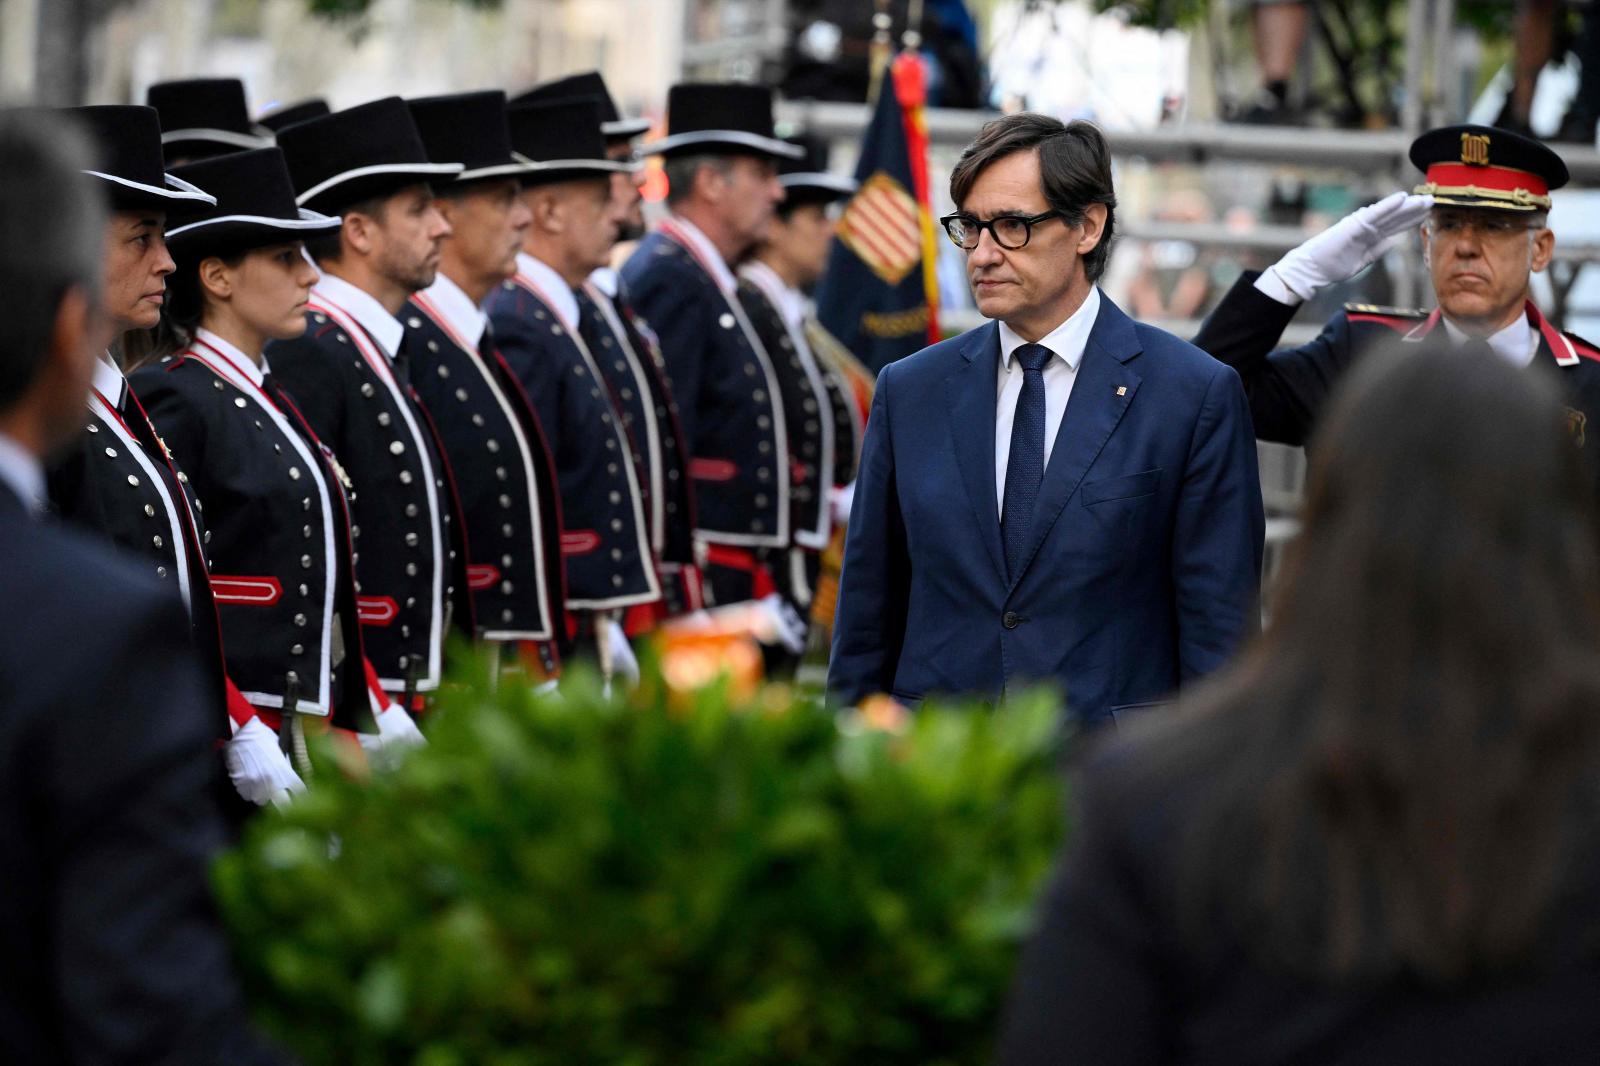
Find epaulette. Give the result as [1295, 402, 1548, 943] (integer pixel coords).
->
[1343, 303, 1428, 318]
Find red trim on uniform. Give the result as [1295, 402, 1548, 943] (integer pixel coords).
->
[210, 575, 284, 606]
[225, 677, 258, 728]
[703, 544, 777, 599]
[561, 531, 601, 555]
[1424, 162, 1548, 198]
[689, 458, 739, 481]
[357, 596, 399, 625]
[466, 564, 501, 590]
[1345, 313, 1416, 332]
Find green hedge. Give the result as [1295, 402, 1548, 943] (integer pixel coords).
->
[215, 660, 1067, 1065]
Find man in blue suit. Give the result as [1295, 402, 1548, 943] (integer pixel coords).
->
[829, 114, 1264, 727]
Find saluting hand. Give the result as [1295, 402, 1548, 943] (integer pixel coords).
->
[1262, 192, 1435, 305]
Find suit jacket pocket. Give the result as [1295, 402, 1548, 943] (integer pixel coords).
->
[1081, 468, 1160, 506]
[1108, 699, 1171, 722]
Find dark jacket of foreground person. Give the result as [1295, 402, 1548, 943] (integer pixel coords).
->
[0, 484, 289, 1064]
[998, 339, 1600, 1065]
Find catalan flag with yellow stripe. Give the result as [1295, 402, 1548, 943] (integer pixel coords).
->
[815, 48, 940, 374]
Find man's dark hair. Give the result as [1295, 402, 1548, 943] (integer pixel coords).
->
[0, 110, 102, 413]
[303, 192, 391, 264]
[948, 113, 1117, 282]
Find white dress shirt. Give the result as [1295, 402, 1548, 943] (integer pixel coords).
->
[0, 431, 43, 514]
[995, 287, 1102, 517]
[516, 253, 580, 329]
[312, 272, 405, 358]
[420, 272, 490, 349]
[1441, 310, 1537, 368]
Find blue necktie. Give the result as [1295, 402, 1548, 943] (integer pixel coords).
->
[1002, 343, 1052, 581]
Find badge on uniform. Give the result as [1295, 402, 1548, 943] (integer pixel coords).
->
[1565, 406, 1587, 448]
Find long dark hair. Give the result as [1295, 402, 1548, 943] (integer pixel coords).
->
[1150, 338, 1600, 983]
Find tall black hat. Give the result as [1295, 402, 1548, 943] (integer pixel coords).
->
[163, 147, 340, 260]
[64, 104, 216, 212]
[640, 82, 803, 160]
[257, 98, 330, 134]
[275, 97, 464, 214]
[777, 133, 857, 207]
[406, 91, 537, 184]
[510, 70, 651, 141]
[505, 97, 640, 186]
[146, 78, 273, 163]
[1409, 123, 1570, 213]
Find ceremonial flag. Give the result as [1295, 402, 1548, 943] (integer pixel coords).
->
[816, 48, 941, 374]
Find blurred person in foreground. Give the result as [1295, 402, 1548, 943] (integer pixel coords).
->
[0, 110, 289, 1066]
[998, 337, 1600, 1064]
[1194, 124, 1600, 484]
[829, 113, 1264, 726]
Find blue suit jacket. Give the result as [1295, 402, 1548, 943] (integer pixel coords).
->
[828, 294, 1265, 726]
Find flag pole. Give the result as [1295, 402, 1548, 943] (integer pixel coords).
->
[867, 0, 895, 105]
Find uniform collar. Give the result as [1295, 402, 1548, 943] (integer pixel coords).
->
[0, 431, 44, 515]
[739, 259, 806, 332]
[1441, 309, 1536, 368]
[312, 272, 405, 358]
[588, 265, 620, 299]
[92, 352, 127, 408]
[194, 327, 266, 386]
[516, 252, 580, 330]
[420, 272, 489, 349]
[997, 287, 1101, 371]
[665, 214, 738, 295]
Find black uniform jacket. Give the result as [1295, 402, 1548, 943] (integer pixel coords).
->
[487, 260, 659, 612]
[46, 357, 230, 735]
[404, 282, 566, 643]
[1193, 271, 1600, 458]
[266, 282, 469, 693]
[0, 485, 289, 1065]
[803, 315, 867, 490]
[579, 279, 699, 575]
[133, 332, 372, 730]
[621, 223, 794, 549]
[737, 263, 838, 550]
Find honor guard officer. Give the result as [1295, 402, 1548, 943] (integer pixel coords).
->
[403, 91, 568, 680]
[737, 134, 862, 641]
[257, 98, 330, 134]
[1194, 125, 1600, 475]
[145, 77, 273, 165]
[270, 98, 473, 710]
[621, 83, 809, 649]
[513, 70, 706, 622]
[488, 97, 659, 680]
[46, 105, 274, 791]
[133, 147, 424, 794]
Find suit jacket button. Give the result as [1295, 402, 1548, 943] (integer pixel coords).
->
[1002, 611, 1021, 630]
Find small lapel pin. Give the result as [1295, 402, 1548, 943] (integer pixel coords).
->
[1115, 386, 1127, 396]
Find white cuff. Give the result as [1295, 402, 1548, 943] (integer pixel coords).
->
[1252, 266, 1303, 307]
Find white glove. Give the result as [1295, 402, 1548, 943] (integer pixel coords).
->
[1259, 192, 1434, 305]
[829, 482, 856, 526]
[601, 617, 640, 688]
[224, 718, 306, 807]
[358, 702, 427, 769]
[758, 592, 808, 655]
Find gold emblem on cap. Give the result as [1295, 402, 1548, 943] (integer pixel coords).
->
[1460, 132, 1490, 166]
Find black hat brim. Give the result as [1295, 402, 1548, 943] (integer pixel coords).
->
[167, 208, 341, 260]
[294, 162, 465, 214]
[517, 159, 639, 188]
[780, 172, 857, 202]
[602, 117, 653, 140]
[89, 170, 217, 213]
[642, 130, 805, 160]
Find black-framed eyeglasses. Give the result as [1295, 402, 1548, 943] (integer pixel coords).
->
[939, 210, 1063, 250]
